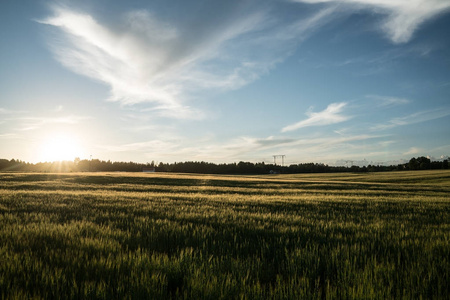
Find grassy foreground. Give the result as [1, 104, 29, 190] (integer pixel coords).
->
[0, 171, 449, 299]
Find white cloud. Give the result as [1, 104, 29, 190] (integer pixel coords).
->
[100, 140, 177, 153]
[0, 108, 26, 115]
[292, 0, 450, 43]
[93, 125, 386, 163]
[37, 6, 268, 117]
[0, 107, 90, 131]
[38, 5, 337, 118]
[100, 132, 376, 163]
[366, 95, 410, 106]
[371, 107, 450, 130]
[181, 132, 382, 163]
[379, 140, 395, 147]
[282, 102, 351, 132]
[0, 133, 18, 139]
[403, 147, 422, 155]
[39, 8, 184, 106]
[19, 115, 90, 131]
[139, 104, 206, 120]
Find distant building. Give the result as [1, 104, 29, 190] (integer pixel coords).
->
[142, 167, 155, 173]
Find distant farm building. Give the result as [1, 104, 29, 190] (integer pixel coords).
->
[142, 167, 155, 173]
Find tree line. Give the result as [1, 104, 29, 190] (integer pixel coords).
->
[0, 156, 448, 174]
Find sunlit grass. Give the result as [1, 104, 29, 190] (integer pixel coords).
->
[1, 171, 449, 299]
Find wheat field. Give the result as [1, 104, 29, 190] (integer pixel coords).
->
[1, 171, 449, 299]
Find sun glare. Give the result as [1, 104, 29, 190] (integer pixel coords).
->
[37, 134, 83, 162]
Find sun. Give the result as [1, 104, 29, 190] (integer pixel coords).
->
[37, 134, 83, 162]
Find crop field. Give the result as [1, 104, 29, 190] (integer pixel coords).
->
[0, 170, 449, 299]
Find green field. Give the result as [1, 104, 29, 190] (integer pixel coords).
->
[1, 171, 449, 299]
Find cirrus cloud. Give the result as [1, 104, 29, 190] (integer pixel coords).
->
[282, 102, 351, 132]
[292, 0, 450, 43]
[37, 3, 339, 119]
[371, 107, 450, 130]
[38, 5, 270, 118]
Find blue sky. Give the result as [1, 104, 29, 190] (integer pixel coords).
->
[1, 0, 449, 165]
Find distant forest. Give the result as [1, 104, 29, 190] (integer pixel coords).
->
[0, 156, 448, 174]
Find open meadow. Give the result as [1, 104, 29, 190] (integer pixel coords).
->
[0, 170, 449, 299]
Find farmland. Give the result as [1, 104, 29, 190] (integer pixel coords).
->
[0, 171, 449, 299]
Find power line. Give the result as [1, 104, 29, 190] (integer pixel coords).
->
[273, 155, 286, 167]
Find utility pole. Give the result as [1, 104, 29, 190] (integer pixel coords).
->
[273, 155, 286, 167]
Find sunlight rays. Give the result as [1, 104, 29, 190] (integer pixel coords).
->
[37, 134, 83, 162]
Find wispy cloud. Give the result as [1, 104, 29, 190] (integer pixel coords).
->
[96, 131, 382, 163]
[366, 95, 410, 106]
[356, 45, 435, 63]
[18, 115, 90, 131]
[37, 6, 266, 117]
[429, 145, 450, 157]
[0, 133, 19, 139]
[0, 108, 12, 114]
[38, 4, 336, 118]
[327, 45, 437, 76]
[403, 147, 422, 155]
[292, 0, 450, 43]
[99, 140, 177, 153]
[190, 133, 381, 163]
[0, 106, 90, 131]
[0, 108, 26, 115]
[139, 104, 206, 120]
[282, 102, 351, 132]
[371, 107, 450, 130]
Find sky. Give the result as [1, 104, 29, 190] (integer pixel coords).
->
[1, 0, 450, 166]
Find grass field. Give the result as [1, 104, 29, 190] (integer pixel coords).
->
[0, 170, 449, 299]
